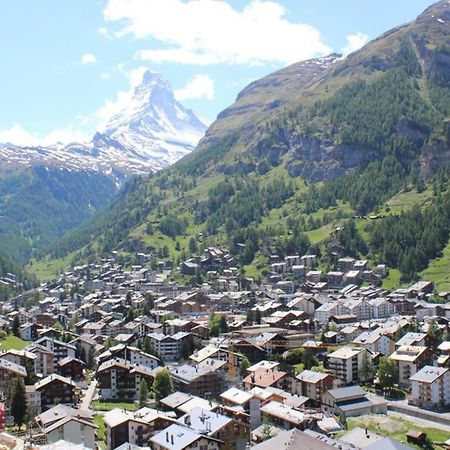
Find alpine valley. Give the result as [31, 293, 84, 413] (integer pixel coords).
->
[15, 1, 450, 292]
[0, 71, 207, 264]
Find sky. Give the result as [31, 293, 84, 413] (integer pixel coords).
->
[0, 0, 437, 146]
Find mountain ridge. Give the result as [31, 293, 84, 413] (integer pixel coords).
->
[30, 0, 450, 289]
[0, 71, 207, 175]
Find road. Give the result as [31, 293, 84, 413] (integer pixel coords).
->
[80, 379, 97, 410]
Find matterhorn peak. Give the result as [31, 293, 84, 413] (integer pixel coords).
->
[101, 69, 207, 169]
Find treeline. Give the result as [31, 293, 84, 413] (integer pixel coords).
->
[203, 176, 294, 235]
[369, 178, 450, 282]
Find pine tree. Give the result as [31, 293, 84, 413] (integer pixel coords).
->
[12, 316, 20, 338]
[358, 351, 374, 382]
[11, 379, 27, 429]
[239, 357, 251, 377]
[139, 379, 149, 408]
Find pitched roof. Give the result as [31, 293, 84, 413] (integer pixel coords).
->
[253, 428, 334, 449]
[243, 367, 287, 388]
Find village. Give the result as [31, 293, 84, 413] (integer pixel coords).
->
[0, 247, 449, 450]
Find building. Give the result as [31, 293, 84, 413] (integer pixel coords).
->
[322, 386, 386, 418]
[98, 344, 160, 369]
[410, 366, 450, 409]
[97, 358, 155, 401]
[151, 423, 220, 450]
[148, 333, 192, 362]
[352, 331, 395, 356]
[34, 374, 78, 411]
[170, 364, 225, 399]
[389, 346, 432, 387]
[326, 347, 371, 384]
[295, 370, 335, 403]
[253, 428, 335, 450]
[177, 407, 249, 450]
[34, 337, 77, 365]
[220, 387, 261, 428]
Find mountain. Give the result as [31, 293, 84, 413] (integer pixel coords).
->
[36, 1, 450, 287]
[0, 71, 207, 175]
[102, 70, 207, 171]
[0, 72, 206, 263]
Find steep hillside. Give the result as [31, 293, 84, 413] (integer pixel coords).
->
[37, 1, 450, 287]
[0, 166, 120, 263]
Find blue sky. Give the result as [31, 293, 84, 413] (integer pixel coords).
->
[0, 0, 436, 145]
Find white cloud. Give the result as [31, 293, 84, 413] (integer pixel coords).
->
[0, 123, 89, 146]
[100, 72, 110, 80]
[103, 0, 331, 66]
[96, 66, 148, 129]
[175, 74, 215, 101]
[342, 32, 369, 55]
[81, 53, 97, 64]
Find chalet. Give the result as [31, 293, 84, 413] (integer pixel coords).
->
[243, 368, 289, 391]
[34, 374, 78, 411]
[0, 359, 27, 402]
[151, 423, 220, 450]
[57, 357, 85, 381]
[170, 364, 226, 399]
[295, 370, 335, 403]
[97, 358, 155, 401]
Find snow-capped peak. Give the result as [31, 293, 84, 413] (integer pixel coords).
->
[102, 70, 207, 167]
[0, 70, 208, 175]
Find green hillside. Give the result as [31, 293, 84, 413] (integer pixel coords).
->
[34, 1, 450, 289]
[0, 166, 120, 264]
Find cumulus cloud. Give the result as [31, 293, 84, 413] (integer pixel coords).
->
[0, 123, 89, 146]
[342, 32, 369, 55]
[96, 66, 148, 129]
[81, 53, 97, 64]
[175, 74, 215, 101]
[102, 0, 331, 65]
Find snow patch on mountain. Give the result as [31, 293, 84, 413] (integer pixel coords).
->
[0, 71, 207, 175]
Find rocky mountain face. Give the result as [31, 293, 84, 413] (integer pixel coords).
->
[0, 71, 206, 175]
[182, 0, 449, 181]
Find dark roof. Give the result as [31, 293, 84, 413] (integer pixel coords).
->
[327, 385, 365, 400]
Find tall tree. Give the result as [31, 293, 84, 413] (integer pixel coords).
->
[377, 356, 399, 389]
[239, 357, 251, 377]
[358, 351, 374, 382]
[139, 379, 149, 408]
[12, 316, 20, 338]
[11, 379, 27, 429]
[153, 369, 173, 405]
